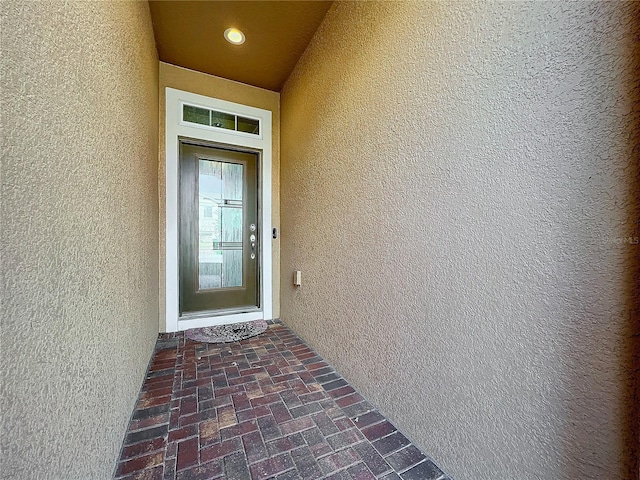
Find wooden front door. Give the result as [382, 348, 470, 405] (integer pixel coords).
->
[179, 140, 259, 314]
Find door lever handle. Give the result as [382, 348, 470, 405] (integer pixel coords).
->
[250, 233, 256, 260]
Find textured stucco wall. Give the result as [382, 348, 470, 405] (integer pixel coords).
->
[280, 2, 639, 479]
[1, 2, 159, 479]
[158, 62, 280, 330]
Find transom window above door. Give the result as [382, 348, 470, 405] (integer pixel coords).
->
[181, 103, 261, 137]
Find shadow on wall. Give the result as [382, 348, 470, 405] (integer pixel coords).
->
[563, 8, 639, 478]
[564, 10, 639, 477]
[625, 150, 639, 476]
[623, 21, 640, 477]
[615, 13, 638, 477]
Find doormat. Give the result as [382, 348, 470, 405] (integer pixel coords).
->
[185, 320, 268, 344]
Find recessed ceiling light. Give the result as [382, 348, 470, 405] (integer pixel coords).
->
[224, 28, 245, 45]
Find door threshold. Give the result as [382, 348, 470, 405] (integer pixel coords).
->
[180, 306, 260, 320]
[177, 308, 263, 331]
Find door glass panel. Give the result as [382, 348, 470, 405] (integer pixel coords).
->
[198, 158, 243, 290]
[220, 206, 242, 287]
[222, 163, 243, 200]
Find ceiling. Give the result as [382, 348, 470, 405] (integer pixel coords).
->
[149, 1, 333, 92]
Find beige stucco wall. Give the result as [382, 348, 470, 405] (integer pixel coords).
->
[158, 62, 280, 330]
[280, 2, 639, 479]
[1, 2, 159, 479]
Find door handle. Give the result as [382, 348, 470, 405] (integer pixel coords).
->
[250, 232, 256, 260]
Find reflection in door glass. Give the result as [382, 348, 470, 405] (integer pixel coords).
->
[198, 159, 243, 290]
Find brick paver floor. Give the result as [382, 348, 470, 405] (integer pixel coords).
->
[114, 321, 451, 480]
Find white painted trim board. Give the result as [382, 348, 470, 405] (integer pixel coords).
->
[164, 87, 273, 332]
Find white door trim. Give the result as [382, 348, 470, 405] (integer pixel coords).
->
[165, 87, 273, 333]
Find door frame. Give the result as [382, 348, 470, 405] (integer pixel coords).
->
[165, 87, 273, 332]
